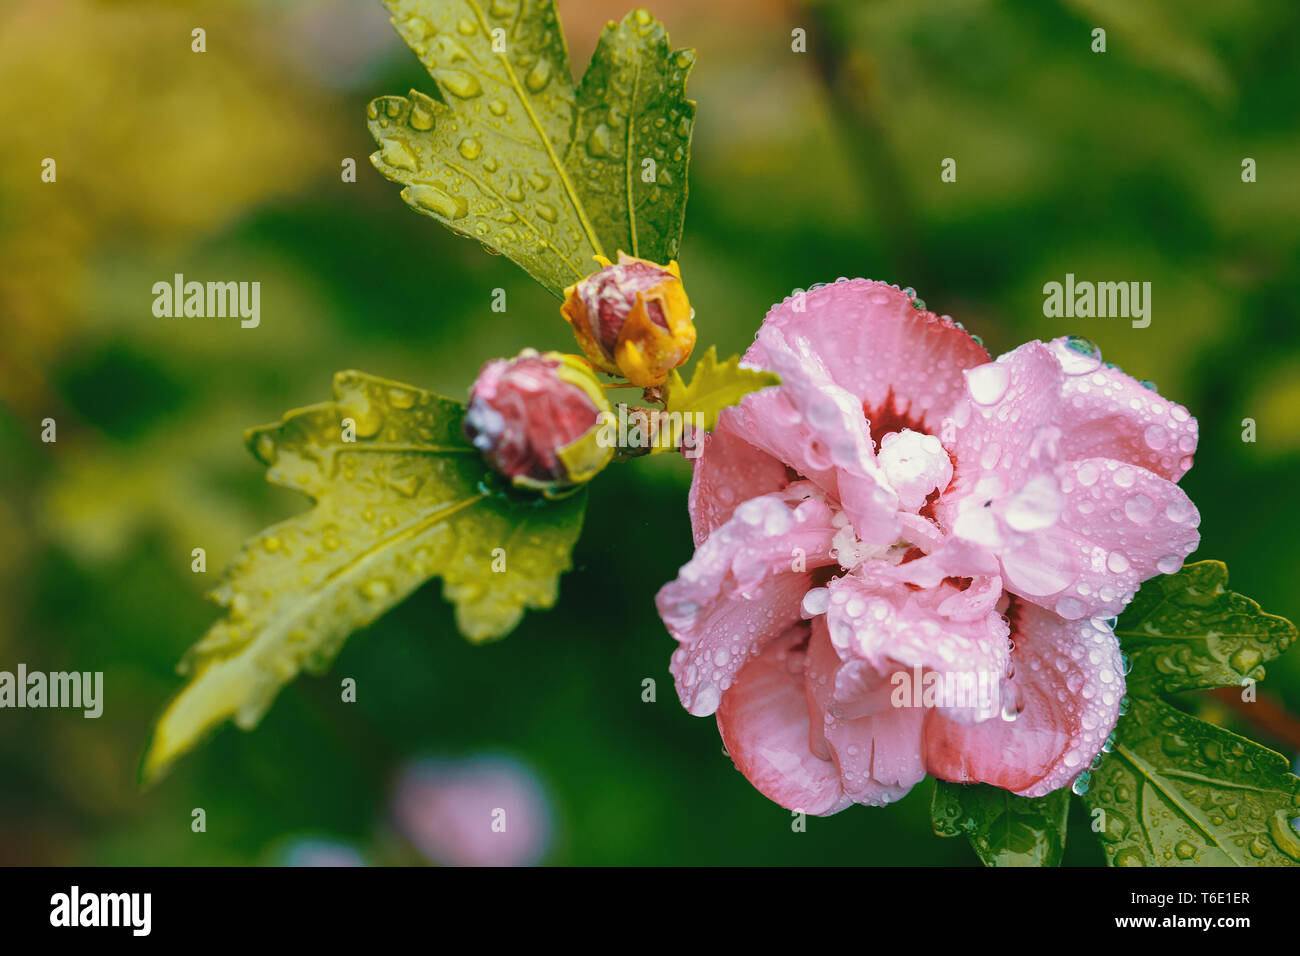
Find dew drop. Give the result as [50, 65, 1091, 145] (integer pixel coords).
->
[1156, 554, 1184, 574]
[1144, 424, 1169, 450]
[1123, 494, 1155, 524]
[1056, 596, 1087, 619]
[403, 184, 469, 220]
[434, 69, 483, 98]
[586, 123, 612, 157]
[801, 587, 830, 617]
[408, 102, 435, 131]
[1057, 336, 1103, 375]
[380, 138, 417, 171]
[525, 58, 552, 92]
[966, 362, 1010, 406]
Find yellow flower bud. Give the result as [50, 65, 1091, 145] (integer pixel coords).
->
[560, 252, 695, 388]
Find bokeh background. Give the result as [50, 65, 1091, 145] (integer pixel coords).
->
[2, 0, 1298, 865]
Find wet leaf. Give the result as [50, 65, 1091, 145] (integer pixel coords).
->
[932, 780, 1070, 867]
[1082, 697, 1300, 866]
[1116, 560, 1296, 696]
[368, 2, 695, 298]
[654, 346, 780, 453]
[570, 10, 695, 264]
[1084, 561, 1300, 866]
[141, 370, 585, 785]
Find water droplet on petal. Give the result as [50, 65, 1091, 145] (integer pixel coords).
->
[1004, 474, 1063, 531]
[1156, 554, 1184, 574]
[966, 362, 1010, 406]
[1056, 336, 1103, 375]
[1055, 596, 1087, 619]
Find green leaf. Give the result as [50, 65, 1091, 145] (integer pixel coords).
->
[368, 2, 696, 298]
[932, 780, 1070, 867]
[653, 346, 780, 453]
[1116, 560, 1296, 696]
[570, 10, 695, 265]
[1082, 560, 1300, 866]
[1082, 696, 1300, 866]
[141, 370, 585, 785]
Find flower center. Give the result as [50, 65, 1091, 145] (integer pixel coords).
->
[877, 428, 953, 513]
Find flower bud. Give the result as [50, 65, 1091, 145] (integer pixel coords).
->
[463, 349, 614, 496]
[560, 252, 695, 388]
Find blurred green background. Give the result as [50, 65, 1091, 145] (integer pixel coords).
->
[2, 0, 1298, 865]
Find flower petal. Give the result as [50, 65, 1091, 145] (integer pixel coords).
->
[938, 338, 1202, 618]
[823, 572, 1009, 698]
[716, 623, 852, 816]
[658, 489, 838, 716]
[756, 279, 990, 439]
[1052, 340, 1198, 482]
[726, 328, 899, 544]
[1025, 458, 1201, 620]
[688, 423, 790, 546]
[923, 603, 1124, 797]
[803, 617, 926, 805]
[944, 340, 1198, 508]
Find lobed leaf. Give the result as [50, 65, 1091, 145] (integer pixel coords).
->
[1116, 560, 1296, 696]
[368, 2, 695, 298]
[570, 10, 695, 264]
[142, 370, 585, 784]
[1083, 560, 1300, 866]
[654, 346, 780, 453]
[1082, 697, 1300, 866]
[932, 780, 1070, 867]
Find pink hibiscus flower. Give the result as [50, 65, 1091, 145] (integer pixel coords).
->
[655, 279, 1200, 814]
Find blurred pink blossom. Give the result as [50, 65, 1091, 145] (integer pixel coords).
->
[391, 756, 552, 866]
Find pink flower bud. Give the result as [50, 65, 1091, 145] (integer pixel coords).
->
[463, 349, 613, 496]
